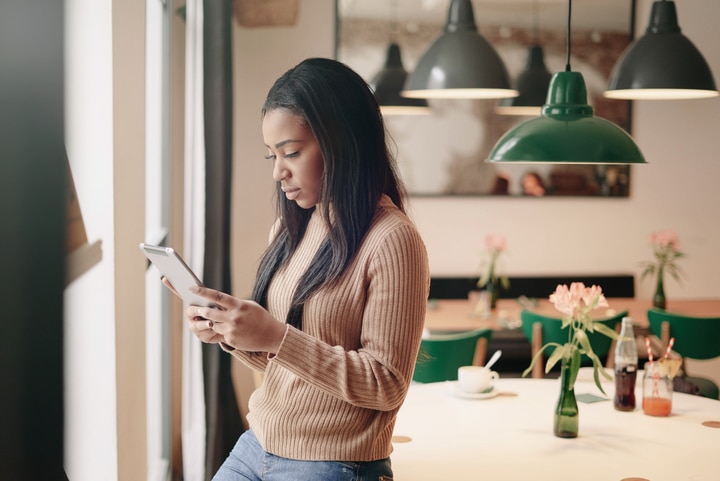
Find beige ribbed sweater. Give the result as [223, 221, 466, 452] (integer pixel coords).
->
[228, 195, 429, 461]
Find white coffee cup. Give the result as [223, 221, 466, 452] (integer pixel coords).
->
[457, 366, 499, 393]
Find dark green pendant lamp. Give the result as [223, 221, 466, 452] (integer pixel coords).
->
[605, 0, 718, 100]
[488, 0, 646, 164]
[402, 0, 517, 99]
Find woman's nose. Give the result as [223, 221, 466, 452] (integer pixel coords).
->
[272, 159, 288, 182]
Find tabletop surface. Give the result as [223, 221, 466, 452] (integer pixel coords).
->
[391, 372, 720, 481]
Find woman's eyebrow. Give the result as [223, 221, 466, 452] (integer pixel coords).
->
[268, 139, 302, 149]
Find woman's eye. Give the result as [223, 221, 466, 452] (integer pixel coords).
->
[285, 151, 299, 158]
[264, 153, 276, 161]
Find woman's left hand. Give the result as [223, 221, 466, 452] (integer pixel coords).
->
[185, 285, 287, 354]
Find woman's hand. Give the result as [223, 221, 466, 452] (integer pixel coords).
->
[184, 285, 287, 354]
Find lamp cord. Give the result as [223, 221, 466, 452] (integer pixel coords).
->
[565, 0, 572, 71]
[389, 0, 398, 43]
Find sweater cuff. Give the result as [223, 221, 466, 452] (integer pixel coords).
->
[267, 324, 290, 360]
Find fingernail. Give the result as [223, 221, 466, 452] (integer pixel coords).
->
[189, 285, 199, 292]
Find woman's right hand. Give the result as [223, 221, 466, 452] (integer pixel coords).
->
[161, 277, 225, 345]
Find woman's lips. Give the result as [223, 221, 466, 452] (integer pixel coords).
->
[282, 186, 300, 200]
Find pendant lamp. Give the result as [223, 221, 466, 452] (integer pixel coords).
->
[370, 43, 431, 116]
[496, 45, 552, 116]
[402, 0, 517, 99]
[487, 0, 646, 164]
[496, 0, 552, 116]
[605, 0, 718, 100]
[368, 0, 430, 115]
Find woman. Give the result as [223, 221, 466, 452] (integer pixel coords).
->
[178, 58, 429, 480]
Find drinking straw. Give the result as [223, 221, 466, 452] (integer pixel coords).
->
[645, 336, 659, 397]
[663, 337, 675, 359]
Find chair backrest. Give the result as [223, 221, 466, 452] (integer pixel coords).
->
[647, 308, 720, 360]
[520, 309, 628, 370]
[412, 329, 493, 383]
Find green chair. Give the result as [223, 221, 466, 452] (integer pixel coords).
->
[412, 329, 493, 383]
[520, 309, 628, 378]
[647, 308, 720, 400]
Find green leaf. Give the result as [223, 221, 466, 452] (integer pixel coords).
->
[593, 322, 621, 340]
[585, 351, 609, 396]
[568, 348, 581, 386]
[522, 342, 562, 378]
[545, 344, 568, 374]
[575, 329, 592, 354]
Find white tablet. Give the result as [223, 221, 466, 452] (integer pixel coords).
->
[140, 243, 216, 307]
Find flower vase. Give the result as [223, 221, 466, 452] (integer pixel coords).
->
[485, 277, 499, 309]
[653, 269, 666, 309]
[554, 353, 580, 438]
[481, 263, 499, 309]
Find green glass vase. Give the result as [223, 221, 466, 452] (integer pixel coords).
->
[653, 270, 666, 309]
[482, 265, 499, 309]
[554, 352, 580, 438]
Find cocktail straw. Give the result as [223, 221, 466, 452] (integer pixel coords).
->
[645, 336, 659, 397]
[664, 337, 675, 359]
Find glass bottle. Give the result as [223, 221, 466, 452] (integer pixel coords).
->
[613, 317, 638, 411]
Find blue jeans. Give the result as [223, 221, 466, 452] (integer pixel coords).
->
[212, 430, 394, 481]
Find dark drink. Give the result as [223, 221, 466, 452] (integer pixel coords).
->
[614, 317, 638, 411]
[614, 366, 637, 411]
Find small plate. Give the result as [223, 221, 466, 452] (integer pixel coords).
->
[445, 381, 500, 400]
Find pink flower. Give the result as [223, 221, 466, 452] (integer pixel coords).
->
[650, 230, 681, 251]
[484, 233, 506, 253]
[549, 282, 608, 318]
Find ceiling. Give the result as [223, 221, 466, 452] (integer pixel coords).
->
[338, 0, 634, 33]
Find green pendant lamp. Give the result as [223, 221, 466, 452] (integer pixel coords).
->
[370, 43, 431, 116]
[402, 0, 517, 99]
[605, 0, 718, 100]
[496, 0, 552, 116]
[488, 0, 646, 164]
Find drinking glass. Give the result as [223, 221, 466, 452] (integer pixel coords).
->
[642, 361, 673, 417]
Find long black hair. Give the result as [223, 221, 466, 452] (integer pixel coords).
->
[251, 58, 407, 330]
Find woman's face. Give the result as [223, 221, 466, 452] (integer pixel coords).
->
[263, 108, 324, 209]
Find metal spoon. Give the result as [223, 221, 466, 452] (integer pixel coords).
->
[484, 349, 502, 370]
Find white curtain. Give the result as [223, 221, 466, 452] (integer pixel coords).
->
[182, 0, 207, 479]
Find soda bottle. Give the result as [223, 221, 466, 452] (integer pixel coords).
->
[614, 316, 638, 411]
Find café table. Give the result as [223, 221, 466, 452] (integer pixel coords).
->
[424, 297, 720, 333]
[391, 370, 720, 481]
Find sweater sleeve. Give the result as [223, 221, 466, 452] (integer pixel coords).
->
[268, 220, 429, 411]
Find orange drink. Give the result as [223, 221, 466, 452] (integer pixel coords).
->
[642, 396, 672, 417]
[642, 362, 673, 417]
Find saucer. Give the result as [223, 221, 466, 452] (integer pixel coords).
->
[445, 381, 499, 400]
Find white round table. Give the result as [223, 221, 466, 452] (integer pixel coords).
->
[391, 369, 720, 481]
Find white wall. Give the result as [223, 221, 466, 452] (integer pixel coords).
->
[230, 1, 337, 297]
